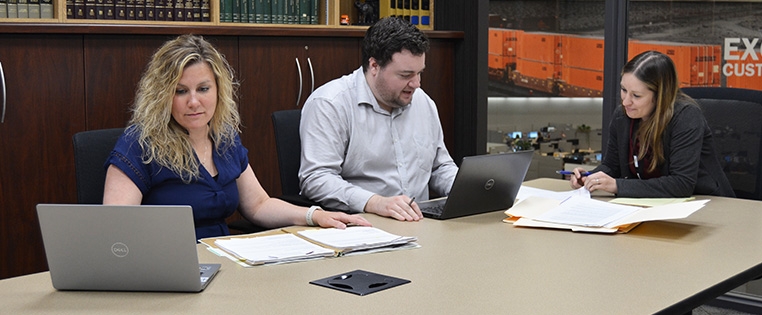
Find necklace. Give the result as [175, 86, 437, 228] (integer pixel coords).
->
[201, 144, 209, 166]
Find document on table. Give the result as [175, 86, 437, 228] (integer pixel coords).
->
[206, 226, 418, 266]
[297, 226, 417, 253]
[532, 197, 639, 227]
[214, 234, 335, 266]
[515, 186, 591, 203]
[505, 194, 708, 233]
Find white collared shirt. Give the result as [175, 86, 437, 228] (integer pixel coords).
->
[299, 67, 458, 213]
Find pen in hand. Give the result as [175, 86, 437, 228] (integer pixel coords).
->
[408, 197, 416, 207]
[556, 170, 592, 176]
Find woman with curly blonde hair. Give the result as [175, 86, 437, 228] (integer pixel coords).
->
[104, 35, 370, 239]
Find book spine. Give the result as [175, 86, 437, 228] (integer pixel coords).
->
[16, 0, 28, 18]
[378, 0, 391, 19]
[230, 0, 238, 22]
[297, 0, 308, 24]
[173, 0, 182, 20]
[65, 0, 73, 18]
[135, 0, 145, 19]
[182, 0, 192, 20]
[237, 0, 246, 22]
[309, 0, 316, 24]
[253, 0, 262, 22]
[74, 0, 84, 18]
[94, 0, 104, 18]
[114, 0, 125, 19]
[262, 0, 273, 24]
[286, 0, 294, 24]
[395, 0, 402, 17]
[7, 0, 17, 18]
[190, 0, 199, 21]
[103, 0, 114, 18]
[271, 0, 281, 24]
[0, 0, 8, 18]
[402, 0, 410, 22]
[153, 0, 163, 19]
[144, 0, 153, 19]
[410, 0, 418, 26]
[219, 0, 230, 22]
[27, 0, 39, 18]
[419, 0, 431, 29]
[245, 0, 253, 22]
[200, 0, 208, 21]
[125, 0, 135, 18]
[84, 0, 95, 18]
[165, 0, 174, 19]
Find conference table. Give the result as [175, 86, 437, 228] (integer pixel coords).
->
[3, 178, 762, 314]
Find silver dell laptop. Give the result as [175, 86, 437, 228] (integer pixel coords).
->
[419, 150, 534, 220]
[36, 204, 220, 292]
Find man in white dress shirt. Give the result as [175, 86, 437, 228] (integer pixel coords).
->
[299, 17, 458, 221]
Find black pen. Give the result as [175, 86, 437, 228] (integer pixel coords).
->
[556, 170, 591, 176]
[408, 197, 416, 207]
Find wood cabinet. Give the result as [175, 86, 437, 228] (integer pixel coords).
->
[83, 35, 239, 130]
[237, 36, 361, 196]
[0, 34, 86, 279]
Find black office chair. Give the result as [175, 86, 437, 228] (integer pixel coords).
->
[72, 128, 125, 204]
[271, 109, 317, 206]
[227, 109, 318, 234]
[683, 87, 762, 201]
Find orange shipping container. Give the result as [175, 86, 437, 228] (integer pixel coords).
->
[561, 35, 605, 71]
[629, 40, 721, 87]
[489, 28, 504, 55]
[516, 58, 559, 80]
[724, 58, 762, 91]
[560, 66, 604, 92]
[502, 29, 521, 57]
[489, 53, 510, 71]
[517, 32, 562, 64]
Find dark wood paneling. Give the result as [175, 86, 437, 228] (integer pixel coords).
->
[424, 39, 457, 153]
[237, 36, 361, 197]
[0, 35, 86, 279]
[83, 35, 239, 130]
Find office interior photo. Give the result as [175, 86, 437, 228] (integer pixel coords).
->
[2, 0, 762, 314]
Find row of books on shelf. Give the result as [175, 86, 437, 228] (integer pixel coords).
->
[65, 0, 211, 21]
[380, 0, 433, 28]
[0, 0, 54, 19]
[219, 0, 318, 24]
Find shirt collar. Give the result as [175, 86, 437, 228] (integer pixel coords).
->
[354, 67, 411, 117]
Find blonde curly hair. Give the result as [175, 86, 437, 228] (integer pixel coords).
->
[129, 34, 241, 182]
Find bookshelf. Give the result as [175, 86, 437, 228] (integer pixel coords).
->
[0, 0, 433, 29]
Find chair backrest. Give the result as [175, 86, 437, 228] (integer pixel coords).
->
[72, 128, 125, 204]
[682, 87, 762, 200]
[271, 109, 303, 196]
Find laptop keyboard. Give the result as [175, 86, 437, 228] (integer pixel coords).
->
[421, 204, 444, 217]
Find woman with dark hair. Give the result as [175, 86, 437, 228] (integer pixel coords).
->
[569, 50, 734, 198]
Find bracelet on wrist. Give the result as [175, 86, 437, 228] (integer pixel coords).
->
[306, 205, 320, 227]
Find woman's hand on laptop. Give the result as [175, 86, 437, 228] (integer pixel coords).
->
[364, 195, 423, 222]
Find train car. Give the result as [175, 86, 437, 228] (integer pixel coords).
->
[724, 55, 762, 90]
[628, 40, 721, 88]
[558, 35, 605, 97]
[488, 28, 757, 95]
[488, 28, 520, 82]
[512, 31, 562, 95]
